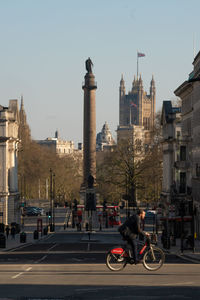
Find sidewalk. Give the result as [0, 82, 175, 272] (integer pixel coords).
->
[0, 231, 50, 252]
[158, 236, 200, 263]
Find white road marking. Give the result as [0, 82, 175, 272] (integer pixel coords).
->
[48, 244, 57, 251]
[11, 265, 32, 279]
[12, 272, 23, 279]
[34, 255, 47, 264]
[9, 243, 31, 252]
[162, 282, 194, 286]
[34, 243, 57, 264]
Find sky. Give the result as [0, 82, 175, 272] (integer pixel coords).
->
[0, 0, 199, 145]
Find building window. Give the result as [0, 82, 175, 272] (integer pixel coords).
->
[179, 172, 186, 193]
[180, 146, 186, 161]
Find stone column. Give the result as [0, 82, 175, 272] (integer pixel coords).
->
[82, 71, 97, 186]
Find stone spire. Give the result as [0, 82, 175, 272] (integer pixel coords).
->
[120, 74, 124, 85]
[120, 74, 125, 95]
[20, 95, 27, 125]
[150, 75, 155, 95]
[132, 75, 136, 85]
[19, 95, 31, 141]
[138, 74, 143, 89]
[132, 75, 137, 93]
[150, 75, 156, 129]
[119, 75, 126, 126]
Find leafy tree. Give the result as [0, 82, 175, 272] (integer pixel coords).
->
[97, 112, 163, 207]
[18, 135, 82, 204]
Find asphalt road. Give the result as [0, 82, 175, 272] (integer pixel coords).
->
[0, 231, 199, 299]
[1, 209, 198, 299]
[0, 263, 199, 299]
[0, 232, 189, 265]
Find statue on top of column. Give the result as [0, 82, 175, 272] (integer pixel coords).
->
[85, 57, 93, 73]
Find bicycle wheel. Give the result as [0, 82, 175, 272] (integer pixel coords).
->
[106, 251, 127, 271]
[143, 247, 165, 271]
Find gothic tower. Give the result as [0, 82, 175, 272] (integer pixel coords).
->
[150, 75, 156, 128]
[119, 75, 125, 126]
[138, 75, 143, 126]
[119, 74, 156, 131]
[19, 95, 30, 141]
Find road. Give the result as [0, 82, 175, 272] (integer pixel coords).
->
[0, 262, 199, 299]
[0, 230, 199, 299]
[0, 208, 199, 299]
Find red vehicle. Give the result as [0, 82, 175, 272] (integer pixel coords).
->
[107, 206, 121, 226]
[76, 204, 121, 227]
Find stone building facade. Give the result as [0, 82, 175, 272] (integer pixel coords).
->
[160, 101, 182, 205]
[174, 50, 200, 236]
[0, 100, 20, 225]
[96, 122, 115, 151]
[36, 131, 74, 156]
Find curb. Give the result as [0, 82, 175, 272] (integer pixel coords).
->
[183, 254, 200, 263]
[176, 253, 200, 264]
[156, 243, 200, 264]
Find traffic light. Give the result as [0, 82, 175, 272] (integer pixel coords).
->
[48, 211, 52, 219]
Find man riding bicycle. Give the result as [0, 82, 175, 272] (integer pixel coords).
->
[118, 209, 149, 264]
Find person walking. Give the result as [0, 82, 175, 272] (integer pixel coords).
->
[11, 226, 16, 239]
[5, 226, 10, 239]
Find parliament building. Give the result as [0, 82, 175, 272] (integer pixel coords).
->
[117, 74, 156, 146]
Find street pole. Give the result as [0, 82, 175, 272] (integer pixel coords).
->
[180, 201, 184, 254]
[53, 173, 55, 231]
[191, 198, 195, 253]
[49, 169, 53, 230]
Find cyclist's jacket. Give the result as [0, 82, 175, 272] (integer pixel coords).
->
[118, 214, 145, 239]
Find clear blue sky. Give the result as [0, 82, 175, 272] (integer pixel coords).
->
[0, 0, 199, 145]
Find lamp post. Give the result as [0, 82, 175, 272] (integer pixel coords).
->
[49, 169, 53, 231]
[53, 173, 56, 230]
[180, 200, 185, 253]
[191, 197, 195, 253]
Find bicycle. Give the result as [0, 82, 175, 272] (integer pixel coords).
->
[106, 235, 165, 272]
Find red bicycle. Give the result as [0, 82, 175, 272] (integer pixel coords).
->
[106, 235, 165, 271]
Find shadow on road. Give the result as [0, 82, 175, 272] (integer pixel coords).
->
[0, 284, 200, 299]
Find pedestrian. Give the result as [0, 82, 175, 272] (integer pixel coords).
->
[11, 226, 16, 239]
[5, 226, 10, 239]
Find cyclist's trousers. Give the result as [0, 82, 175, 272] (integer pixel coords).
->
[125, 236, 138, 262]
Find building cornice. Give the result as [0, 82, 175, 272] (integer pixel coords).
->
[174, 81, 193, 97]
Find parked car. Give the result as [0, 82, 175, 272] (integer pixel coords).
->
[23, 206, 44, 216]
[145, 210, 156, 218]
[145, 210, 156, 225]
